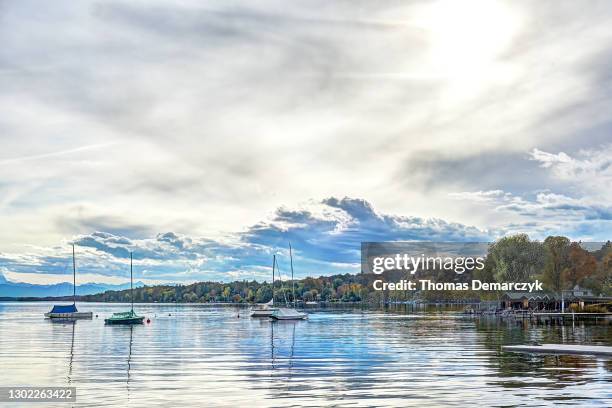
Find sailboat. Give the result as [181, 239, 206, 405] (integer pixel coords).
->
[105, 252, 144, 325]
[271, 243, 308, 321]
[45, 245, 93, 319]
[250, 255, 279, 317]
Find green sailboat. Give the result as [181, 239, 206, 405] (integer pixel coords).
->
[105, 252, 144, 325]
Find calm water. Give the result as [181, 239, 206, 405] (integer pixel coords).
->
[0, 302, 610, 407]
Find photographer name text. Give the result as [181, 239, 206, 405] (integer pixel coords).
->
[373, 279, 543, 292]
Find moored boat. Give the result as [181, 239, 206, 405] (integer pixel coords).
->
[105, 252, 144, 325]
[45, 304, 93, 319]
[270, 307, 308, 320]
[270, 243, 309, 321]
[250, 299, 278, 318]
[45, 244, 93, 320]
[105, 310, 144, 325]
[251, 255, 279, 318]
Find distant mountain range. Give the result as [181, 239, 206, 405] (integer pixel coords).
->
[0, 272, 144, 298]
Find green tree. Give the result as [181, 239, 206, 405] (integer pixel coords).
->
[487, 234, 544, 283]
[255, 286, 272, 303]
[541, 236, 571, 292]
[321, 286, 334, 301]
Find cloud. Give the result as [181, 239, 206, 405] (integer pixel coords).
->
[0, 1, 611, 274]
[0, 197, 492, 284]
[55, 211, 155, 238]
[496, 192, 612, 220]
[245, 197, 492, 265]
[0, 143, 118, 166]
[449, 189, 612, 239]
[529, 145, 612, 198]
[448, 190, 510, 202]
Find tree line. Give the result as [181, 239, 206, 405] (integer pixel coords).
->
[78, 235, 611, 304]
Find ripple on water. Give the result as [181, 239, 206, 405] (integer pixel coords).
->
[0, 302, 610, 407]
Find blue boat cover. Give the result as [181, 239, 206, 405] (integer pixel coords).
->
[50, 304, 78, 313]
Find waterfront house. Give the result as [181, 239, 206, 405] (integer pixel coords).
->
[501, 285, 612, 312]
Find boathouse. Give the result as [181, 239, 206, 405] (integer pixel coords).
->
[501, 292, 557, 310]
[501, 285, 612, 311]
[563, 285, 612, 311]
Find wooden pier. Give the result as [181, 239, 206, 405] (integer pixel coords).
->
[531, 312, 611, 317]
[466, 310, 612, 322]
[532, 312, 611, 321]
[503, 344, 612, 357]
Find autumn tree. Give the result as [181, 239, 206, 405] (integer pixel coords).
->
[562, 243, 597, 288]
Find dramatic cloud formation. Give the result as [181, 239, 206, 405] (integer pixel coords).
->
[0, 197, 493, 283]
[0, 1, 610, 283]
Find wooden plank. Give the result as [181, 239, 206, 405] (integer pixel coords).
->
[503, 344, 612, 356]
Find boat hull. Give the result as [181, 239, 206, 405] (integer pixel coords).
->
[270, 308, 308, 320]
[105, 316, 144, 325]
[250, 308, 278, 318]
[270, 314, 308, 320]
[45, 312, 92, 319]
[105, 310, 145, 325]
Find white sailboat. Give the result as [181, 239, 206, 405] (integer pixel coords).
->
[271, 243, 308, 321]
[45, 244, 93, 319]
[270, 307, 308, 320]
[250, 255, 279, 318]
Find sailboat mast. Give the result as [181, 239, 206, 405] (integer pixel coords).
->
[130, 252, 134, 313]
[276, 256, 289, 307]
[289, 243, 295, 308]
[72, 244, 76, 305]
[271, 254, 275, 306]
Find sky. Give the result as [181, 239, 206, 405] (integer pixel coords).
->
[0, 0, 611, 285]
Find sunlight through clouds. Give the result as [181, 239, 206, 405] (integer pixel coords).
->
[1, 0, 611, 283]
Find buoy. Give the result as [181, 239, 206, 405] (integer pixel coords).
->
[146, 318, 151, 324]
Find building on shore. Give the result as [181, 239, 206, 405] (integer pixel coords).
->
[501, 292, 557, 310]
[501, 285, 612, 311]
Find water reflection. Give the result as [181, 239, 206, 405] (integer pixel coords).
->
[47, 319, 77, 383]
[0, 302, 609, 407]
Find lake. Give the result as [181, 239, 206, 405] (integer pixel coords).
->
[0, 302, 610, 407]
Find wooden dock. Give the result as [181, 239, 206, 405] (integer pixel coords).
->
[532, 312, 612, 317]
[503, 344, 612, 357]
